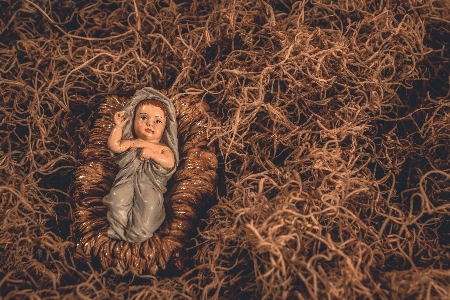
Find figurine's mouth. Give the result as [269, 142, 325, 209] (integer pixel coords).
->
[145, 128, 153, 134]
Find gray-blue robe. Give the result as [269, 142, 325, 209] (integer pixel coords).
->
[102, 87, 179, 243]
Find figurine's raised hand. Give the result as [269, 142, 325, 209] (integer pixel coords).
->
[108, 111, 131, 154]
[114, 111, 129, 128]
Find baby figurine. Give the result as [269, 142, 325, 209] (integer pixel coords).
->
[102, 88, 178, 243]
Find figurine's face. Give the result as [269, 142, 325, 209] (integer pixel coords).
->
[134, 103, 166, 142]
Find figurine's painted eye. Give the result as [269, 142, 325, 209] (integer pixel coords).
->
[140, 116, 147, 121]
[155, 119, 163, 124]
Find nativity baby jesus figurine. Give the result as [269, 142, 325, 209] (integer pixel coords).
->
[102, 88, 179, 243]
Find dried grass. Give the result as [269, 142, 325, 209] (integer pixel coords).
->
[0, 0, 449, 299]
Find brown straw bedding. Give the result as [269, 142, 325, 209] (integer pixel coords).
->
[0, 0, 449, 299]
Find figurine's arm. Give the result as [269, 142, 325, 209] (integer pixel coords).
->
[140, 145, 175, 169]
[108, 111, 133, 154]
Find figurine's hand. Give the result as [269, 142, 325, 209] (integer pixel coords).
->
[114, 111, 129, 128]
[140, 147, 156, 160]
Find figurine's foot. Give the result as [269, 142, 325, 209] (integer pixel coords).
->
[106, 227, 121, 240]
[124, 231, 152, 243]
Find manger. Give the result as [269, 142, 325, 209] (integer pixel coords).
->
[71, 89, 218, 274]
